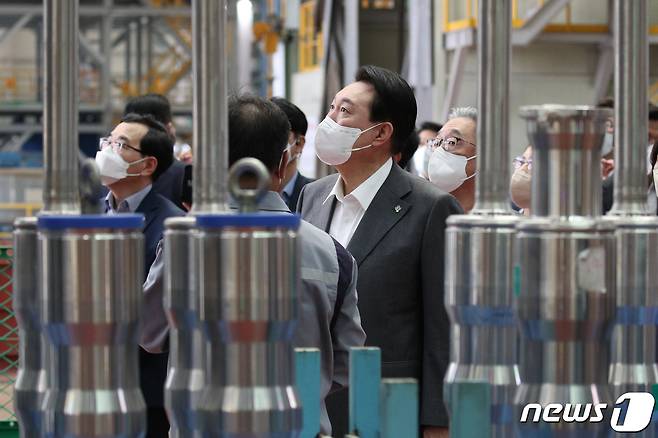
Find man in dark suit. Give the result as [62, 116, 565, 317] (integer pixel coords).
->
[297, 65, 462, 438]
[271, 97, 314, 211]
[98, 113, 185, 437]
[124, 93, 188, 210]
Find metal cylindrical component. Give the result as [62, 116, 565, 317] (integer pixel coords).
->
[610, 0, 649, 215]
[514, 218, 617, 436]
[192, 0, 228, 213]
[473, 0, 511, 214]
[195, 213, 302, 437]
[606, 216, 658, 437]
[164, 216, 205, 437]
[38, 215, 146, 437]
[519, 106, 612, 218]
[42, 0, 79, 214]
[444, 215, 519, 436]
[13, 217, 43, 437]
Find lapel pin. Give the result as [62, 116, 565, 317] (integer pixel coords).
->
[394, 205, 402, 213]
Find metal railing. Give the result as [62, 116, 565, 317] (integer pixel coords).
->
[443, 0, 658, 34]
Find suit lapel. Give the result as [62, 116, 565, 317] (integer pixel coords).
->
[307, 175, 339, 232]
[136, 190, 159, 233]
[347, 164, 412, 265]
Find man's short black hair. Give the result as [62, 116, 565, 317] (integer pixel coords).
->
[419, 121, 442, 133]
[355, 65, 417, 155]
[120, 112, 173, 181]
[124, 93, 173, 124]
[398, 131, 419, 169]
[228, 94, 291, 171]
[271, 97, 308, 136]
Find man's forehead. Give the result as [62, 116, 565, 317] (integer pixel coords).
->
[112, 122, 147, 140]
[334, 81, 374, 107]
[440, 117, 475, 136]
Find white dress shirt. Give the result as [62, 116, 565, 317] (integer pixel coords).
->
[324, 158, 393, 247]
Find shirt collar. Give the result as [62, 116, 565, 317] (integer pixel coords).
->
[282, 171, 299, 198]
[105, 184, 152, 213]
[323, 158, 393, 210]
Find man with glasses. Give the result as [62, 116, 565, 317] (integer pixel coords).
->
[427, 107, 478, 213]
[270, 97, 314, 211]
[96, 113, 185, 437]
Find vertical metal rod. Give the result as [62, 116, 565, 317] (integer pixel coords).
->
[136, 19, 143, 94]
[145, 17, 153, 92]
[343, 0, 359, 82]
[191, 0, 228, 213]
[472, 0, 511, 214]
[42, 0, 80, 214]
[609, 0, 648, 215]
[125, 23, 132, 88]
[101, 0, 113, 129]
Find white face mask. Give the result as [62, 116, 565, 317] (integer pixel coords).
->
[427, 146, 477, 193]
[95, 148, 148, 186]
[510, 168, 531, 209]
[653, 166, 658, 197]
[314, 116, 383, 165]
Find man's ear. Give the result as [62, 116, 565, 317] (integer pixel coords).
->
[372, 122, 394, 146]
[142, 156, 158, 177]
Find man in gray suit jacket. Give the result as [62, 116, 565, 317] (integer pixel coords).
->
[227, 94, 366, 435]
[298, 65, 462, 437]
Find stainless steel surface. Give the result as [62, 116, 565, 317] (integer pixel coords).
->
[42, 0, 80, 214]
[444, 214, 519, 437]
[195, 160, 301, 437]
[195, 222, 302, 437]
[472, 0, 511, 214]
[191, 0, 229, 213]
[606, 216, 658, 437]
[164, 217, 204, 438]
[13, 217, 42, 437]
[519, 105, 612, 218]
[39, 225, 146, 437]
[514, 217, 617, 437]
[609, 0, 649, 215]
[227, 158, 271, 213]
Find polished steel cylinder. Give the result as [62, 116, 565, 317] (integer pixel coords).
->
[192, 0, 228, 213]
[444, 215, 519, 436]
[606, 217, 658, 437]
[609, 0, 648, 215]
[42, 0, 80, 214]
[473, 0, 511, 214]
[164, 216, 205, 438]
[13, 217, 43, 437]
[514, 218, 616, 437]
[519, 106, 612, 218]
[38, 215, 146, 437]
[195, 213, 302, 438]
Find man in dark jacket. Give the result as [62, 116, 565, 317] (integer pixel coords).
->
[98, 113, 185, 436]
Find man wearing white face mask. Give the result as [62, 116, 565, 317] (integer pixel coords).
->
[298, 65, 462, 438]
[427, 107, 478, 213]
[97, 112, 185, 437]
[271, 97, 314, 211]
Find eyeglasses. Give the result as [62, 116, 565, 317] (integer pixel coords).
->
[513, 156, 532, 170]
[427, 136, 477, 153]
[99, 137, 143, 155]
